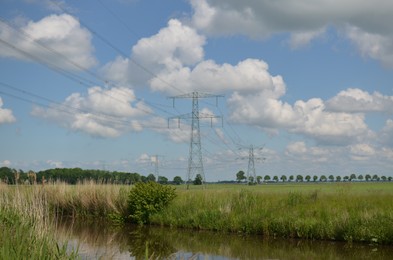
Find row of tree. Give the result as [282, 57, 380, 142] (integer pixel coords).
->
[0, 167, 185, 185]
[236, 170, 393, 184]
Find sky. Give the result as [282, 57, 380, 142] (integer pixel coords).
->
[1, 0, 393, 181]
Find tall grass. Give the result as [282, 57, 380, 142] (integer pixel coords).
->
[2, 182, 393, 247]
[151, 184, 393, 244]
[0, 183, 78, 259]
[43, 180, 130, 220]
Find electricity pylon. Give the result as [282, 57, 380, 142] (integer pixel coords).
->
[151, 155, 164, 182]
[238, 145, 266, 184]
[168, 92, 223, 189]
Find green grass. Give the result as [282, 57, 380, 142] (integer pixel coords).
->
[2, 181, 393, 248]
[151, 182, 393, 244]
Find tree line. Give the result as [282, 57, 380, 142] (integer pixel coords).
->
[236, 170, 393, 184]
[0, 167, 184, 185]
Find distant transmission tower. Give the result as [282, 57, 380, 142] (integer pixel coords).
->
[238, 145, 266, 184]
[169, 92, 223, 189]
[151, 155, 163, 182]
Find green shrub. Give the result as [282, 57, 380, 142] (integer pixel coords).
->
[127, 182, 176, 224]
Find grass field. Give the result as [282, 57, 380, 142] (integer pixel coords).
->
[152, 182, 393, 244]
[1, 181, 393, 248]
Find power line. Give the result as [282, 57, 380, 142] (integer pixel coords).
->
[49, 0, 186, 95]
[0, 18, 177, 118]
[169, 92, 223, 188]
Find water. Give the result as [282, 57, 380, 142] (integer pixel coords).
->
[56, 219, 393, 259]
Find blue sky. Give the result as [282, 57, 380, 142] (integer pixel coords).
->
[1, 0, 393, 181]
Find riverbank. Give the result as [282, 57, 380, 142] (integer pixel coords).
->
[0, 184, 78, 259]
[153, 182, 393, 244]
[1, 182, 393, 246]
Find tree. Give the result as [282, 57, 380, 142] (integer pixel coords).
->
[319, 175, 327, 182]
[280, 175, 287, 182]
[365, 174, 371, 181]
[350, 173, 357, 181]
[158, 176, 168, 184]
[343, 176, 349, 182]
[236, 171, 246, 183]
[296, 175, 303, 182]
[173, 176, 183, 185]
[264, 175, 271, 182]
[358, 174, 364, 181]
[273, 176, 279, 182]
[313, 175, 318, 182]
[305, 175, 311, 182]
[372, 174, 378, 181]
[256, 176, 263, 184]
[388, 177, 392, 182]
[193, 174, 203, 185]
[381, 176, 387, 181]
[328, 175, 334, 182]
[289, 175, 294, 182]
[147, 174, 156, 182]
[336, 176, 341, 182]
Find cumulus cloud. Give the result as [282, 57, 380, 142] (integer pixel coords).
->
[345, 26, 393, 68]
[349, 143, 376, 161]
[0, 14, 96, 70]
[326, 88, 393, 113]
[102, 19, 205, 89]
[31, 86, 150, 138]
[229, 93, 371, 144]
[0, 97, 16, 124]
[190, 0, 393, 67]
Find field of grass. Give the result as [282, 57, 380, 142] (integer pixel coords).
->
[1, 181, 393, 250]
[152, 182, 393, 244]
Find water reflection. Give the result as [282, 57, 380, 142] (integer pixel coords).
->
[56, 219, 393, 259]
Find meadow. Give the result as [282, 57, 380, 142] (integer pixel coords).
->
[1, 180, 393, 255]
[153, 182, 393, 244]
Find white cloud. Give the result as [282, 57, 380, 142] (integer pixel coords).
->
[31, 86, 150, 138]
[102, 19, 206, 89]
[0, 97, 16, 124]
[326, 88, 393, 113]
[289, 28, 326, 49]
[345, 26, 393, 68]
[150, 58, 286, 95]
[380, 119, 393, 147]
[1, 160, 12, 167]
[0, 14, 96, 70]
[229, 93, 371, 145]
[349, 143, 376, 161]
[190, 0, 393, 67]
[46, 160, 63, 168]
[286, 141, 307, 155]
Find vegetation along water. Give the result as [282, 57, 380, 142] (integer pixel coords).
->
[1, 180, 393, 250]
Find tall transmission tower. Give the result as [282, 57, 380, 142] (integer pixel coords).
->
[238, 145, 266, 184]
[151, 155, 163, 182]
[168, 92, 223, 189]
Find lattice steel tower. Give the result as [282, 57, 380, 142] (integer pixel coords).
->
[238, 144, 266, 184]
[169, 92, 223, 189]
[247, 145, 256, 184]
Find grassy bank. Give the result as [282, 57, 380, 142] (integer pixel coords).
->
[0, 183, 78, 259]
[151, 182, 393, 244]
[1, 182, 393, 246]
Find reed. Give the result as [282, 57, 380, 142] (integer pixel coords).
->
[0, 184, 78, 259]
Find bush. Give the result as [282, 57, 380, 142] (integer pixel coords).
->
[127, 182, 176, 224]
